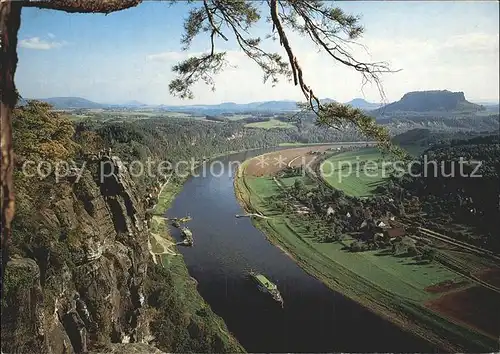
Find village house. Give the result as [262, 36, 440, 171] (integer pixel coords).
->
[359, 219, 369, 230]
[384, 227, 406, 240]
[376, 220, 389, 229]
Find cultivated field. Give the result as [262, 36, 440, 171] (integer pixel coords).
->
[245, 145, 341, 176]
[223, 114, 253, 120]
[67, 109, 197, 121]
[320, 148, 390, 197]
[426, 286, 500, 338]
[244, 118, 296, 129]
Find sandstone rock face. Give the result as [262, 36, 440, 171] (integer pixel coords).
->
[2, 157, 155, 353]
[92, 343, 167, 354]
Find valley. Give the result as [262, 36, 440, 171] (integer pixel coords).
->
[2, 1, 498, 352]
[3, 90, 499, 353]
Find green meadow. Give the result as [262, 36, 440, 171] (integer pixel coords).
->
[245, 118, 296, 129]
[320, 148, 390, 197]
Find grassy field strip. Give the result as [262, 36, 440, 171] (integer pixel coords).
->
[288, 212, 500, 343]
[245, 119, 296, 129]
[264, 216, 415, 308]
[320, 148, 389, 197]
[279, 218, 425, 302]
[283, 217, 454, 301]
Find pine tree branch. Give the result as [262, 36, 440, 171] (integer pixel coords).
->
[23, 0, 143, 14]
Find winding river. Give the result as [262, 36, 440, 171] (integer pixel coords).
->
[166, 147, 436, 353]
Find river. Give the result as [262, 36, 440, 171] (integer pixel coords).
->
[166, 147, 436, 353]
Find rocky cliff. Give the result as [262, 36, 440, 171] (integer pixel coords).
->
[2, 156, 160, 353]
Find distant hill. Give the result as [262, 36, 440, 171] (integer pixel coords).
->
[32, 97, 105, 109]
[121, 100, 146, 107]
[161, 100, 301, 113]
[164, 98, 342, 113]
[254, 100, 299, 111]
[372, 90, 485, 116]
[345, 98, 380, 110]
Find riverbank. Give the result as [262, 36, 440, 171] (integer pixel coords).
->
[145, 146, 297, 352]
[234, 149, 498, 352]
[279, 141, 375, 147]
[149, 176, 245, 352]
[145, 144, 300, 352]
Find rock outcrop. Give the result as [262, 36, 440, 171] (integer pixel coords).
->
[2, 156, 155, 353]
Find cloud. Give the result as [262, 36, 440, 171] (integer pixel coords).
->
[443, 32, 499, 50]
[132, 32, 498, 104]
[145, 50, 247, 64]
[146, 51, 197, 62]
[19, 37, 67, 50]
[47, 32, 55, 39]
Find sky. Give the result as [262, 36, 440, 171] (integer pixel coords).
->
[17, 1, 499, 105]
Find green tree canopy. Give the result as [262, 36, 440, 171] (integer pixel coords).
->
[13, 101, 77, 163]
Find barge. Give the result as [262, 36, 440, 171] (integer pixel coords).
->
[180, 227, 194, 246]
[170, 216, 191, 228]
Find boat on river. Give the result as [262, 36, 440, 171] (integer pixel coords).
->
[248, 271, 284, 307]
[180, 227, 194, 246]
[170, 216, 191, 228]
[178, 216, 192, 223]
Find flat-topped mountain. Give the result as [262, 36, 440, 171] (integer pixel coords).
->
[372, 90, 485, 115]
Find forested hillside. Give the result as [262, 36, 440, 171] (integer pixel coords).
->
[392, 128, 497, 149]
[385, 135, 500, 251]
[75, 116, 365, 163]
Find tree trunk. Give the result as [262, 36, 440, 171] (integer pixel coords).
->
[1, 0, 22, 292]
